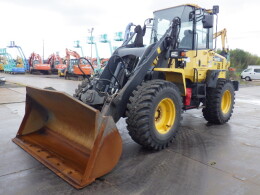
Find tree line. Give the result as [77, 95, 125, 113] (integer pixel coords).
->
[228, 49, 260, 72]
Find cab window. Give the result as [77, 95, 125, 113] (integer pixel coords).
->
[178, 6, 193, 49]
[254, 69, 260, 73]
[195, 13, 213, 49]
[196, 20, 207, 49]
[178, 22, 193, 49]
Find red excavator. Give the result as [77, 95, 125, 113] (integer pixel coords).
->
[100, 58, 109, 67]
[28, 52, 51, 74]
[63, 48, 95, 79]
[47, 53, 66, 74]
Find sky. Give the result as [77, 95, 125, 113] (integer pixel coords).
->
[0, 0, 259, 59]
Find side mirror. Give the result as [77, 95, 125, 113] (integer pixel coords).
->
[213, 5, 219, 14]
[144, 18, 153, 26]
[202, 15, 213, 28]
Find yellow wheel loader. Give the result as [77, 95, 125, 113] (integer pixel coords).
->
[13, 4, 239, 189]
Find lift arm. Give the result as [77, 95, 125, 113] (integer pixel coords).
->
[102, 17, 181, 122]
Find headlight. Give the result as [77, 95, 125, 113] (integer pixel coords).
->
[170, 51, 179, 58]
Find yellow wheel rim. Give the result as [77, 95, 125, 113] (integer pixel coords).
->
[154, 98, 176, 134]
[221, 90, 232, 114]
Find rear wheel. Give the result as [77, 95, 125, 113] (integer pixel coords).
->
[126, 80, 183, 150]
[202, 79, 235, 124]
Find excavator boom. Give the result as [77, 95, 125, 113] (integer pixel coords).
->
[214, 28, 228, 52]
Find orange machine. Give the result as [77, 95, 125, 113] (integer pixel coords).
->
[100, 58, 109, 67]
[64, 49, 95, 79]
[47, 53, 66, 73]
[28, 52, 51, 74]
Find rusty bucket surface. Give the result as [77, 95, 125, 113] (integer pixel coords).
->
[12, 86, 122, 189]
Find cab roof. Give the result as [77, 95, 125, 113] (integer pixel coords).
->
[153, 4, 212, 14]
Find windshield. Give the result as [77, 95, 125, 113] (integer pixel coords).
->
[55, 61, 60, 65]
[244, 68, 252, 72]
[70, 58, 90, 66]
[70, 59, 78, 66]
[33, 60, 40, 65]
[152, 5, 193, 46]
[80, 59, 89, 65]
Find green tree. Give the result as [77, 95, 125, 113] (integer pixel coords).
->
[229, 49, 260, 72]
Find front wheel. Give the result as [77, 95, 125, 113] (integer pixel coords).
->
[126, 80, 183, 150]
[245, 76, 251, 81]
[202, 79, 235, 124]
[73, 79, 91, 99]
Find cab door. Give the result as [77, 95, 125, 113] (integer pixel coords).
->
[193, 13, 214, 80]
[178, 9, 215, 82]
[252, 68, 260, 79]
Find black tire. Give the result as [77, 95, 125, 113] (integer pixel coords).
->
[64, 72, 69, 80]
[245, 76, 251, 81]
[202, 79, 235, 124]
[64, 69, 68, 79]
[73, 78, 91, 99]
[29, 67, 33, 74]
[126, 80, 183, 150]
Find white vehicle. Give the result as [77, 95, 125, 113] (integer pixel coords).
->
[241, 65, 260, 81]
[0, 77, 5, 85]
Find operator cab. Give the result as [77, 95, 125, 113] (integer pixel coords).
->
[54, 61, 60, 66]
[152, 4, 217, 51]
[33, 60, 40, 65]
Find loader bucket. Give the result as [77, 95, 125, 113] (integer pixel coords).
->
[12, 86, 122, 189]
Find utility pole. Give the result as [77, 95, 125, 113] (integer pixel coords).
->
[88, 28, 94, 59]
[43, 39, 45, 61]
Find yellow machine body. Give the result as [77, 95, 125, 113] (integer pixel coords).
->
[154, 50, 228, 96]
[12, 4, 233, 189]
